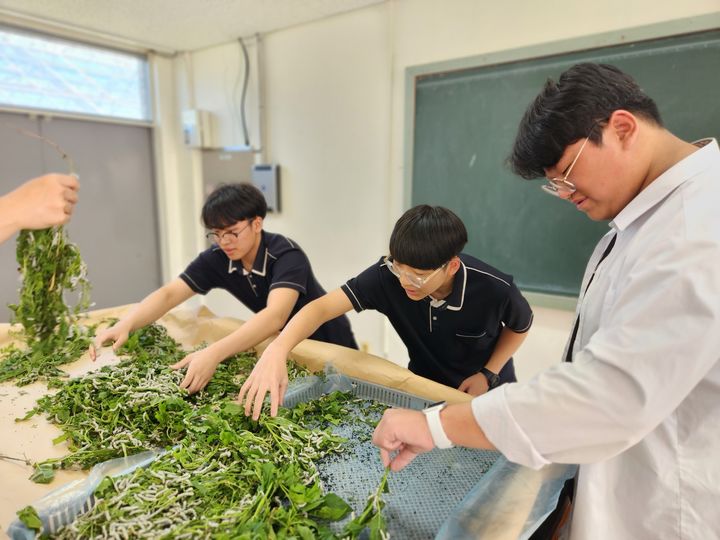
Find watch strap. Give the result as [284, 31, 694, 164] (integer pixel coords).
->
[423, 403, 454, 449]
[479, 366, 500, 389]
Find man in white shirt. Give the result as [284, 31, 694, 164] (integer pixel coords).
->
[372, 63, 720, 539]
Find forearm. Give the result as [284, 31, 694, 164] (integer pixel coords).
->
[441, 403, 496, 450]
[262, 288, 351, 356]
[485, 327, 529, 374]
[268, 301, 329, 355]
[120, 281, 192, 332]
[205, 308, 288, 362]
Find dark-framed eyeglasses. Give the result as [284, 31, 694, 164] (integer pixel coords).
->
[206, 221, 251, 243]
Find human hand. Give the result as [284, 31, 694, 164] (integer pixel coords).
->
[172, 349, 220, 394]
[372, 408, 434, 471]
[89, 323, 130, 361]
[458, 372, 490, 396]
[11, 174, 80, 230]
[236, 344, 289, 420]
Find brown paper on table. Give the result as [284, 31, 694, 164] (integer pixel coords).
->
[0, 304, 548, 539]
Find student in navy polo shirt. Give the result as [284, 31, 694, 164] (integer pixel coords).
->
[239, 205, 533, 419]
[90, 183, 357, 393]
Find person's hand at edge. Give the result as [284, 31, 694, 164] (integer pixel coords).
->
[372, 408, 435, 472]
[458, 372, 490, 396]
[172, 348, 222, 394]
[11, 174, 79, 230]
[89, 323, 130, 361]
[236, 343, 289, 420]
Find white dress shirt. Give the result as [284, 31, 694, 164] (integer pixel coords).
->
[472, 139, 720, 539]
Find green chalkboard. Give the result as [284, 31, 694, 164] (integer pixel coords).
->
[412, 30, 720, 297]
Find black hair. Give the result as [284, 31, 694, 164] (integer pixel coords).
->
[201, 183, 267, 229]
[508, 63, 663, 179]
[389, 205, 467, 269]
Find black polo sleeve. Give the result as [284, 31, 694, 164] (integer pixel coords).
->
[502, 283, 534, 333]
[341, 258, 387, 313]
[180, 249, 221, 295]
[268, 249, 309, 295]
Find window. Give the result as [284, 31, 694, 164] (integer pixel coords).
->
[0, 26, 151, 122]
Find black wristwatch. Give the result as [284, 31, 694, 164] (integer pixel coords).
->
[478, 367, 500, 389]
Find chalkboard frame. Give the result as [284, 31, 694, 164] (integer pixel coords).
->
[403, 14, 720, 311]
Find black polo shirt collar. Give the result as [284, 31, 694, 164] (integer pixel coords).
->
[227, 233, 271, 276]
[439, 261, 513, 311]
[444, 260, 467, 311]
[429, 260, 467, 311]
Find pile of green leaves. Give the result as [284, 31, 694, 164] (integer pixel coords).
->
[11, 228, 90, 344]
[21, 324, 281, 476]
[52, 403, 351, 539]
[0, 227, 91, 386]
[49, 399, 389, 540]
[0, 328, 92, 387]
[19, 324, 390, 538]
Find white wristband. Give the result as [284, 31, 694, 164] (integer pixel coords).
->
[422, 402, 454, 449]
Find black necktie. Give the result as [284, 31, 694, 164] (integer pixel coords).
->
[564, 235, 617, 363]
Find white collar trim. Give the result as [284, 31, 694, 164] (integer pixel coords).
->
[445, 261, 467, 311]
[227, 248, 269, 276]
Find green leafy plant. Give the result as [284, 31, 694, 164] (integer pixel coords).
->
[0, 128, 91, 386]
[20, 324, 390, 538]
[10, 227, 90, 346]
[20, 324, 251, 475]
[0, 227, 92, 386]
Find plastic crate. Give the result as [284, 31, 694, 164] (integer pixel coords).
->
[285, 373, 500, 539]
[7, 451, 159, 540]
[283, 372, 435, 410]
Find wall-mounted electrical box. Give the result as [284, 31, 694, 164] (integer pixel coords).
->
[252, 164, 280, 212]
[182, 109, 214, 148]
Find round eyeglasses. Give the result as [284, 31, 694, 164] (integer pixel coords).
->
[206, 221, 251, 243]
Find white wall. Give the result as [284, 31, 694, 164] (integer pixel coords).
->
[261, 6, 393, 353]
[173, 5, 393, 351]
[167, 0, 720, 381]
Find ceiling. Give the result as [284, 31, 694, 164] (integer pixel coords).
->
[0, 0, 386, 52]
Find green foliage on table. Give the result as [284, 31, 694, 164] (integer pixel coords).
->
[0, 227, 91, 386]
[20, 323, 390, 538]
